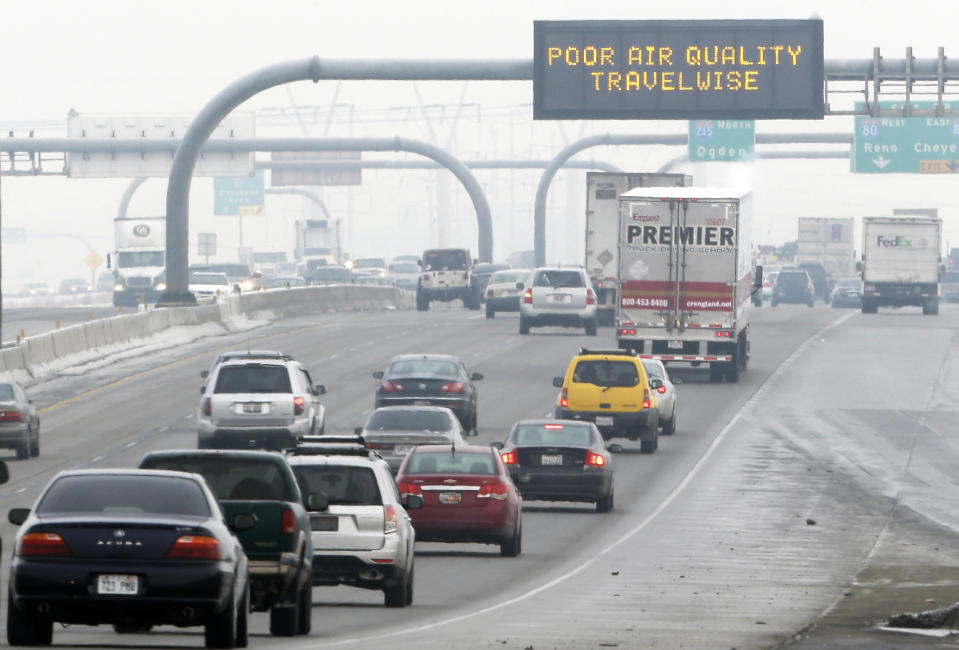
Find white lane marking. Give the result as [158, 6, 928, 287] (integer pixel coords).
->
[125, 441, 136, 448]
[15, 488, 26, 494]
[157, 425, 169, 433]
[90, 456, 103, 462]
[298, 310, 856, 648]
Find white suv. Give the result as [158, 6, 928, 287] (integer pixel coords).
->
[519, 267, 598, 336]
[286, 437, 418, 607]
[197, 357, 326, 450]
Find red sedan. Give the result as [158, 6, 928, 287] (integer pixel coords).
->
[396, 445, 522, 556]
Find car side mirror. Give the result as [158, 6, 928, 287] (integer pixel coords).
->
[200, 370, 209, 378]
[9, 508, 30, 525]
[231, 513, 257, 531]
[307, 492, 329, 512]
[372, 370, 384, 380]
[313, 385, 326, 396]
[753, 265, 763, 288]
[671, 376, 684, 385]
[650, 378, 664, 390]
[0, 459, 8, 484]
[200, 386, 206, 394]
[404, 494, 424, 510]
[552, 377, 564, 388]
[490, 441, 504, 450]
[515, 281, 524, 290]
[470, 372, 483, 381]
[354, 427, 363, 435]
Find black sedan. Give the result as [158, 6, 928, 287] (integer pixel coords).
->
[830, 277, 863, 308]
[494, 419, 614, 513]
[7, 469, 252, 648]
[373, 353, 483, 430]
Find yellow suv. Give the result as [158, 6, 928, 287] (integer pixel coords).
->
[552, 348, 660, 453]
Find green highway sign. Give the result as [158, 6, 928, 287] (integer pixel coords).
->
[688, 120, 755, 161]
[214, 171, 265, 215]
[852, 116, 959, 173]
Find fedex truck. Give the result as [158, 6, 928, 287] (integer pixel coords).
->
[860, 216, 942, 314]
[615, 187, 759, 383]
[109, 216, 166, 307]
[585, 172, 692, 326]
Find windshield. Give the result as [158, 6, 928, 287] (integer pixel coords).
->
[313, 268, 351, 281]
[389, 263, 419, 273]
[292, 466, 381, 506]
[205, 264, 251, 280]
[423, 249, 468, 271]
[117, 251, 163, 267]
[37, 475, 210, 517]
[140, 457, 295, 501]
[190, 272, 229, 285]
[214, 364, 292, 393]
[353, 258, 386, 269]
[405, 451, 495, 475]
[366, 410, 452, 432]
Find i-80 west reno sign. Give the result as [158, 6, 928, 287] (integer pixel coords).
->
[533, 19, 824, 120]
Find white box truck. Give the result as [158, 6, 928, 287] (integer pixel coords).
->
[586, 172, 693, 326]
[294, 219, 340, 278]
[108, 216, 166, 307]
[795, 217, 855, 300]
[860, 216, 942, 315]
[615, 187, 760, 383]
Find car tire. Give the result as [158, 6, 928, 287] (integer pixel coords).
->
[29, 426, 39, 457]
[404, 563, 414, 606]
[384, 570, 410, 608]
[519, 317, 530, 335]
[204, 585, 237, 649]
[295, 581, 311, 635]
[485, 305, 494, 319]
[661, 410, 676, 435]
[861, 299, 878, 314]
[771, 299, 778, 307]
[585, 320, 598, 336]
[15, 436, 28, 461]
[467, 287, 482, 311]
[725, 359, 740, 383]
[415, 290, 429, 312]
[708, 364, 724, 383]
[235, 581, 250, 648]
[808, 298, 815, 308]
[269, 601, 299, 637]
[596, 491, 614, 513]
[640, 430, 658, 454]
[500, 520, 522, 557]
[7, 587, 53, 646]
[923, 300, 939, 315]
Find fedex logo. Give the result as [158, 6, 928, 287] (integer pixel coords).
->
[876, 235, 912, 248]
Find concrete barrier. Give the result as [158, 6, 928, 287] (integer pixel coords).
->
[51, 324, 88, 358]
[23, 333, 57, 368]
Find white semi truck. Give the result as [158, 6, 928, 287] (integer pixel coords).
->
[860, 215, 942, 315]
[586, 172, 693, 326]
[615, 187, 760, 383]
[294, 219, 340, 277]
[108, 216, 166, 307]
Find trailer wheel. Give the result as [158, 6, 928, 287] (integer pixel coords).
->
[923, 300, 939, 315]
[861, 299, 878, 314]
[708, 364, 724, 383]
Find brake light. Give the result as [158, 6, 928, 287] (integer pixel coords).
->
[366, 442, 395, 451]
[397, 482, 422, 496]
[657, 385, 667, 394]
[384, 505, 399, 534]
[202, 398, 211, 417]
[478, 482, 510, 500]
[560, 387, 568, 408]
[620, 328, 636, 336]
[585, 451, 606, 467]
[500, 451, 517, 465]
[0, 410, 22, 422]
[166, 535, 220, 560]
[293, 396, 305, 415]
[380, 380, 404, 393]
[586, 289, 596, 305]
[281, 507, 296, 534]
[543, 424, 564, 430]
[17, 532, 72, 557]
[523, 290, 532, 304]
[440, 382, 465, 393]
[715, 331, 732, 338]
[642, 388, 651, 410]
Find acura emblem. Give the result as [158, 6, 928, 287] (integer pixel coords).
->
[114, 529, 125, 538]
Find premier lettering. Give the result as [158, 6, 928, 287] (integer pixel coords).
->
[627, 225, 735, 246]
[876, 235, 912, 247]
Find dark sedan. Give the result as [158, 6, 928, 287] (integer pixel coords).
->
[494, 420, 614, 513]
[830, 277, 863, 308]
[373, 353, 483, 430]
[7, 469, 252, 648]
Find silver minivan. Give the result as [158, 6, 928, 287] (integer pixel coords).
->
[518, 267, 598, 336]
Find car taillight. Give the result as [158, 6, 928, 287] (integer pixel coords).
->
[586, 289, 596, 305]
[18, 532, 72, 557]
[0, 411, 23, 422]
[281, 507, 296, 534]
[523, 290, 533, 304]
[202, 398, 211, 417]
[366, 442, 395, 450]
[293, 396, 305, 415]
[500, 451, 517, 465]
[384, 505, 399, 534]
[585, 451, 606, 467]
[560, 387, 568, 408]
[380, 380, 403, 393]
[657, 385, 667, 394]
[440, 382, 465, 393]
[642, 388, 651, 410]
[397, 482, 422, 496]
[166, 535, 221, 560]
[478, 482, 510, 500]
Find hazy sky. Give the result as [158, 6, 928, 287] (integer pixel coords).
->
[3, 0, 959, 286]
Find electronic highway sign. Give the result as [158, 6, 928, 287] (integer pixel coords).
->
[533, 20, 824, 120]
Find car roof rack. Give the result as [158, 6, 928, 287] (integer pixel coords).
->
[286, 435, 380, 459]
[578, 348, 636, 356]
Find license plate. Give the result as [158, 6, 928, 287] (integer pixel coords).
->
[311, 516, 339, 532]
[241, 402, 262, 414]
[541, 454, 563, 466]
[394, 445, 413, 455]
[549, 294, 571, 303]
[668, 340, 683, 349]
[438, 491, 462, 504]
[414, 400, 431, 406]
[97, 574, 138, 595]
[595, 416, 614, 426]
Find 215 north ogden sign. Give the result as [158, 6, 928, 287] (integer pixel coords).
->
[533, 20, 824, 120]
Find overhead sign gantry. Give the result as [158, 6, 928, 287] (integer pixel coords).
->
[533, 19, 824, 120]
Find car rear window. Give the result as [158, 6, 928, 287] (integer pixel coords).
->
[214, 364, 292, 393]
[292, 466, 381, 506]
[777, 272, 809, 290]
[388, 359, 457, 376]
[534, 270, 584, 288]
[572, 360, 639, 387]
[423, 250, 468, 270]
[490, 270, 527, 284]
[37, 475, 211, 517]
[642, 362, 664, 380]
[836, 278, 860, 288]
[140, 457, 295, 501]
[0, 384, 14, 401]
[366, 410, 451, 432]
[513, 424, 592, 446]
[405, 452, 495, 475]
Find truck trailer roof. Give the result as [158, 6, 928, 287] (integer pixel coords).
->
[619, 186, 751, 200]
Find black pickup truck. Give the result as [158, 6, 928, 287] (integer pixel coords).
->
[140, 449, 315, 636]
